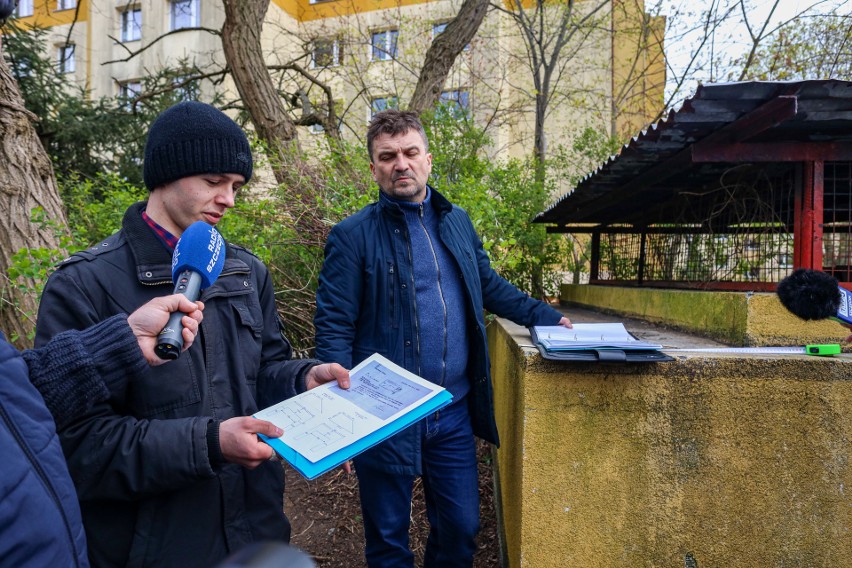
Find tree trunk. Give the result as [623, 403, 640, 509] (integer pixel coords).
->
[221, 0, 302, 184]
[533, 92, 547, 185]
[0, 40, 68, 347]
[408, 0, 490, 114]
[221, 0, 331, 247]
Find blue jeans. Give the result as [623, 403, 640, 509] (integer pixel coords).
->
[356, 400, 480, 568]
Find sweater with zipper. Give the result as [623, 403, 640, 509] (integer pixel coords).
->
[394, 189, 470, 402]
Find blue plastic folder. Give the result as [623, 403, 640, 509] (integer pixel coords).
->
[256, 354, 453, 480]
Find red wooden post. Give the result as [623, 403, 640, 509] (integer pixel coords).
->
[794, 161, 824, 270]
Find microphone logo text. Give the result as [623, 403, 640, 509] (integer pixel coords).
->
[207, 228, 223, 273]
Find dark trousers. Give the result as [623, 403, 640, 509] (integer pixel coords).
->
[356, 400, 480, 568]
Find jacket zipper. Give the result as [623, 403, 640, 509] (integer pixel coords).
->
[0, 401, 82, 567]
[388, 261, 397, 327]
[403, 227, 422, 378]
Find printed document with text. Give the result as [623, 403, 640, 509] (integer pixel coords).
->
[255, 353, 453, 479]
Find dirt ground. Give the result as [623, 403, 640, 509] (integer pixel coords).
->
[284, 439, 501, 567]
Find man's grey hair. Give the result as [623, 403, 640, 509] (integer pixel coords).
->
[366, 110, 429, 161]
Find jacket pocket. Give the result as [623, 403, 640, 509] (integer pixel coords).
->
[129, 355, 201, 417]
[231, 300, 264, 384]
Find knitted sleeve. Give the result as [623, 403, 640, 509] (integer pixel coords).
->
[23, 314, 147, 429]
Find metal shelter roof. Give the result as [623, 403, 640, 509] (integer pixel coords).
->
[536, 80, 852, 228]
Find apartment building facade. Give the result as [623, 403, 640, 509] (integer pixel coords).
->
[13, 0, 665, 165]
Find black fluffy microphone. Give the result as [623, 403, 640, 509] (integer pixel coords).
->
[155, 221, 226, 360]
[776, 268, 852, 324]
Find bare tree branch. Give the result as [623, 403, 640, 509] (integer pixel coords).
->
[102, 27, 222, 65]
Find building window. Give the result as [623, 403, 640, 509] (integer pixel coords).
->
[121, 7, 142, 42]
[119, 81, 142, 100]
[57, 0, 76, 10]
[439, 89, 470, 118]
[118, 81, 142, 109]
[371, 29, 398, 62]
[57, 44, 75, 74]
[170, 0, 198, 31]
[16, 0, 34, 17]
[309, 123, 325, 134]
[432, 22, 469, 51]
[371, 96, 399, 117]
[312, 39, 342, 68]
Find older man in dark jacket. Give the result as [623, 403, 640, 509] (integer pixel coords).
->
[35, 101, 348, 568]
[314, 110, 571, 567]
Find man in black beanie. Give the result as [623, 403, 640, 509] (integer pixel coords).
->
[35, 101, 349, 568]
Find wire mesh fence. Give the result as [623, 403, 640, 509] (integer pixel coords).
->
[824, 161, 852, 282]
[592, 162, 852, 287]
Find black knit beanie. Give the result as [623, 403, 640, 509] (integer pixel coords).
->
[143, 101, 253, 190]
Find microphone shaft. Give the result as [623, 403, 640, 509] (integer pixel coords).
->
[155, 270, 203, 360]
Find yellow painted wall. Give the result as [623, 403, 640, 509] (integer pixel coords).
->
[11, 0, 88, 27]
[489, 320, 852, 567]
[560, 283, 849, 346]
[611, 0, 665, 136]
[273, 0, 433, 22]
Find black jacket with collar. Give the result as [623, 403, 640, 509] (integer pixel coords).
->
[35, 201, 317, 568]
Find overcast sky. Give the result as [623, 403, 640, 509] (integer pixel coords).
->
[656, 0, 851, 106]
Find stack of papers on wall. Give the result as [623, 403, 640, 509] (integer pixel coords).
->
[255, 353, 452, 480]
[532, 323, 663, 351]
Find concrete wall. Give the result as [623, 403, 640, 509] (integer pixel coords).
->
[488, 320, 852, 567]
[560, 283, 847, 346]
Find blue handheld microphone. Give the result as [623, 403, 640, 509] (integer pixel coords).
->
[155, 221, 226, 360]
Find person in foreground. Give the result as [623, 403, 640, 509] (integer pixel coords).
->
[35, 101, 349, 568]
[2, 294, 203, 568]
[314, 109, 572, 567]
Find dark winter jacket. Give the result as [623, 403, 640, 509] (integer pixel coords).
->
[1, 315, 145, 568]
[35, 202, 319, 568]
[314, 187, 563, 475]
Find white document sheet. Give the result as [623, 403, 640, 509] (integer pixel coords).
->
[533, 322, 662, 350]
[255, 353, 447, 463]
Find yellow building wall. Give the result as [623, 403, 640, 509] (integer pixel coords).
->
[10, 1, 90, 92]
[489, 319, 852, 567]
[9, 0, 667, 179]
[611, 0, 665, 136]
[13, 0, 88, 27]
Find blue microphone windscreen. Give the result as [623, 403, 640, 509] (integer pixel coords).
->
[171, 221, 225, 288]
